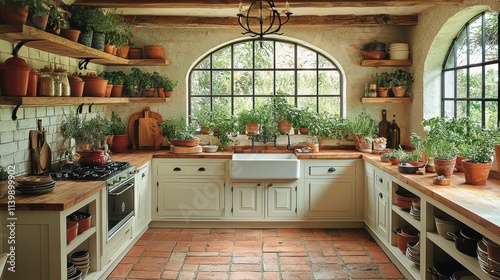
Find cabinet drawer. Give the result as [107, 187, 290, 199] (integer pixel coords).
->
[306, 160, 357, 177]
[155, 161, 225, 177]
[104, 220, 132, 265]
[375, 172, 390, 192]
[136, 162, 150, 186]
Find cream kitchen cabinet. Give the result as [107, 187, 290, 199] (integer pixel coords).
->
[303, 159, 363, 220]
[364, 162, 391, 242]
[134, 161, 151, 234]
[229, 181, 297, 218]
[152, 159, 227, 219]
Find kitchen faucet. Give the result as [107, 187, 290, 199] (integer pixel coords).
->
[250, 125, 276, 152]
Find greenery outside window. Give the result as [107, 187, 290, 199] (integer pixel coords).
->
[442, 11, 499, 129]
[189, 38, 343, 121]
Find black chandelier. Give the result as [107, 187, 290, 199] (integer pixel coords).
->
[237, 0, 292, 38]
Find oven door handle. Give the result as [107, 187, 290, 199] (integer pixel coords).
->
[109, 183, 134, 196]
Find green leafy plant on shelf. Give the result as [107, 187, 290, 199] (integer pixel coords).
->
[108, 111, 126, 135]
[161, 117, 198, 144]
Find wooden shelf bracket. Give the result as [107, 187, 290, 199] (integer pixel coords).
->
[12, 105, 21, 120]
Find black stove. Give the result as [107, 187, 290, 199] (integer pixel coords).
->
[45, 161, 131, 181]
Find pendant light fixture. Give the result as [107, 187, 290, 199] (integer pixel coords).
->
[237, 0, 292, 38]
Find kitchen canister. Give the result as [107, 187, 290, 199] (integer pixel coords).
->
[0, 55, 30, 96]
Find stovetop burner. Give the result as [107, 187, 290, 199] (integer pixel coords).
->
[45, 161, 131, 180]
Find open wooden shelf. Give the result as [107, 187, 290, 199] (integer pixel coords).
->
[0, 96, 171, 106]
[361, 97, 413, 103]
[0, 24, 170, 66]
[361, 60, 412, 67]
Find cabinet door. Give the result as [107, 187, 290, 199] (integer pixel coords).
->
[267, 182, 297, 217]
[375, 188, 390, 242]
[231, 182, 264, 218]
[135, 162, 151, 233]
[304, 178, 356, 218]
[364, 163, 376, 229]
[156, 179, 224, 218]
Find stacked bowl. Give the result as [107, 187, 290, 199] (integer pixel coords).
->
[70, 251, 91, 278]
[67, 262, 82, 280]
[409, 200, 421, 221]
[389, 43, 409, 60]
[394, 188, 419, 210]
[394, 226, 419, 254]
[15, 176, 55, 195]
[435, 214, 461, 239]
[405, 241, 420, 265]
[477, 239, 500, 278]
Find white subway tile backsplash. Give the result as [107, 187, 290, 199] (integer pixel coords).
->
[17, 119, 36, 130]
[36, 107, 47, 117]
[46, 106, 55, 117]
[0, 143, 18, 156]
[0, 154, 15, 169]
[0, 121, 16, 133]
[0, 131, 14, 143]
[24, 107, 36, 119]
[14, 150, 28, 164]
[0, 107, 15, 121]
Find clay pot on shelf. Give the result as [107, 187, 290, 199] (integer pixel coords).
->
[26, 13, 49, 31]
[110, 134, 129, 153]
[110, 84, 124, 97]
[144, 45, 164, 59]
[81, 74, 107, 97]
[462, 160, 492, 186]
[128, 47, 142, 59]
[60, 29, 81, 42]
[105, 84, 113, 97]
[164, 90, 173, 98]
[68, 75, 84, 97]
[104, 44, 115, 54]
[27, 70, 39, 96]
[0, 5, 29, 25]
[376, 87, 389, 97]
[0, 55, 31, 96]
[434, 158, 456, 178]
[116, 45, 130, 58]
[391, 86, 406, 97]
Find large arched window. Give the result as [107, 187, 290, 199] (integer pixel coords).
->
[189, 38, 343, 120]
[442, 11, 499, 129]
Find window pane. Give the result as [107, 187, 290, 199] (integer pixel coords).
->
[297, 97, 316, 110]
[485, 12, 499, 62]
[234, 41, 253, 69]
[255, 71, 273, 95]
[234, 71, 253, 95]
[469, 101, 482, 121]
[456, 69, 468, 98]
[319, 97, 341, 115]
[443, 70, 455, 98]
[456, 29, 468, 67]
[297, 70, 317, 95]
[213, 48, 231, 69]
[255, 40, 274, 69]
[485, 64, 499, 98]
[468, 17, 483, 64]
[191, 71, 211, 95]
[213, 97, 232, 118]
[319, 55, 336, 69]
[469, 66, 483, 98]
[213, 71, 231, 95]
[444, 100, 455, 118]
[276, 71, 295, 95]
[456, 101, 468, 118]
[191, 97, 210, 116]
[319, 71, 340, 96]
[196, 57, 211, 69]
[298, 46, 316, 68]
[234, 97, 253, 113]
[485, 101, 498, 129]
[444, 46, 455, 69]
[276, 41, 294, 69]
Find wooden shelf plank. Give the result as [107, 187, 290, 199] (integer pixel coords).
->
[361, 60, 412, 67]
[361, 97, 413, 103]
[129, 97, 171, 103]
[0, 96, 171, 106]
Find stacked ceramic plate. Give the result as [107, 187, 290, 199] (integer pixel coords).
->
[15, 176, 55, 195]
[389, 43, 409, 60]
[409, 200, 421, 221]
[405, 241, 420, 265]
[70, 251, 91, 279]
[477, 240, 500, 279]
[67, 262, 82, 280]
[435, 215, 460, 240]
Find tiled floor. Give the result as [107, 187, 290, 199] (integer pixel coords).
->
[107, 228, 405, 280]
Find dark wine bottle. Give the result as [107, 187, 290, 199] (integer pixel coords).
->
[388, 114, 400, 149]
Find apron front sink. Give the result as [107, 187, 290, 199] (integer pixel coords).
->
[230, 153, 300, 179]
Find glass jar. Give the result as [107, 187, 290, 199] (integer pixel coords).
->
[53, 69, 70, 97]
[52, 71, 62, 97]
[37, 70, 54, 97]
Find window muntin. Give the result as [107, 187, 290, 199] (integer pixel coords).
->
[442, 11, 499, 129]
[189, 38, 343, 119]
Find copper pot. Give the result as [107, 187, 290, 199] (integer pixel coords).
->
[78, 149, 108, 166]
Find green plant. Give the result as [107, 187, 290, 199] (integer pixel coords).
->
[65, 5, 96, 31]
[103, 11, 131, 47]
[84, 114, 109, 148]
[385, 146, 406, 159]
[108, 111, 126, 135]
[271, 96, 296, 122]
[124, 67, 143, 93]
[28, 0, 50, 17]
[46, 2, 64, 30]
[371, 72, 390, 88]
[161, 117, 197, 143]
[346, 109, 377, 142]
[237, 109, 263, 129]
[216, 116, 238, 150]
[420, 117, 458, 160]
[388, 69, 414, 89]
[162, 77, 178, 91]
[0, 166, 8, 181]
[60, 112, 85, 143]
[406, 149, 423, 162]
[99, 71, 126, 85]
[467, 128, 498, 163]
[62, 150, 74, 161]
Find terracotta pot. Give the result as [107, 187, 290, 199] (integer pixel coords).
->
[157, 87, 165, 97]
[143, 45, 164, 59]
[78, 149, 108, 166]
[164, 90, 173, 98]
[171, 138, 200, 147]
[426, 157, 436, 173]
[389, 157, 400, 165]
[105, 84, 113, 97]
[0, 5, 28, 25]
[117, 45, 130, 58]
[391, 86, 406, 97]
[393, 227, 419, 254]
[496, 144, 500, 171]
[376, 87, 389, 97]
[299, 127, 309, 135]
[27, 70, 39, 96]
[353, 135, 372, 153]
[277, 120, 293, 134]
[66, 220, 78, 244]
[0, 55, 30, 96]
[81, 74, 107, 97]
[245, 123, 259, 135]
[201, 125, 211, 135]
[111, 134, 128, 153]
[143, 88, 156, 97]
[26, 14, 48, 30]
[107, 135, 114, 146]
[68, 75, 84, 97]
[128, 47, 142, 59]
[455, 156, 466, 172]
[60, 29, 81, 42]
[104, 44, 115, 54]
[462, 160, 492, 186]
[434, 158, 456, 178]
[110, 84, 124, 97]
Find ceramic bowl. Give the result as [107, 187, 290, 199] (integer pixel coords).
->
[202, 145, 218, 153]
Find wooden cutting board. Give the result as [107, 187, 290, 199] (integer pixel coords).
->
[170, 145, 202, 154]
[38, 120, 51, 173]
[128, 108, 163, 149]
[138, 110, 163, 149]
[29, 123, 42, 175]
[378, 109, 390, 139]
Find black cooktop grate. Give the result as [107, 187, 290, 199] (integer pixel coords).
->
[45, 161, 130, 180]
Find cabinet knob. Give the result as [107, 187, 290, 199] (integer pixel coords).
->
[378, 178, 383, 183]
[328, 167, 336, 172]
[173, 167, 181, 171]
[379, 192, 383, 198]
[198, 167, 206, 172]
[257, 183, 261, 186]
[268, 183, 273, 187]
[141, 173, 146, 178]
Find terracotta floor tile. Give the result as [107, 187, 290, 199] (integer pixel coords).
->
[280, 271, 314, 280]
[229, 271, 261, 279]
[132, 262, 165, 271]
[126, 245, 146, 257]
[263, 271, 280, 280]
[231, 263, 262, 271]
[379, 263, 405, 279]
[196, 271, 229, 279]
[161, 270, 179, 279]
[108, 263, 133, 278]
[126, 270, 162, 279]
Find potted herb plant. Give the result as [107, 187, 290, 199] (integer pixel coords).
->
[162, 76, 178, 98]
[0, 0, 30, 25]
[161, 117, 199, 147]
[271, 96, 297, 134]
[60, 113, 87, 150]
[371, 72, 390, 97]
[420, 117, 458, 177]
[124, 67, 143, 96]
[461, 128, 498, 185]
[237, 109, 262, 135]
[45, 2, 65, 35]
[347, 109, 377, 153]
[107, 111, 128, 153]
[388, 69, 414, 97]
[26, 0, 50, 30]
[99, 71, 126, 97]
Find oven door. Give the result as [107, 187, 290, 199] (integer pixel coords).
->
[107, 176, 135, 240]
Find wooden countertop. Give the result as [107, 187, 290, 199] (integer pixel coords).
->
[2, 149, 499, 238]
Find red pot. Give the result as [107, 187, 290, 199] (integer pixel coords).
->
[110, 134, 129, 153]
[110, 84, 124, 97]
[128, 48, 142, 59]
[0, 5, 28, 25]
[0, 55, 30, 96]
[60, 29, 81, 42]
[27, 70, 39, 96]
[78, 149, 108, 166]
[81, 74, 108, 97]
[143, 45, 164, 59]
[117, 45, 130, 58]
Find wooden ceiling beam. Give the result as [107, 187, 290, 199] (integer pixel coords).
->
[74, 0, 462, 9]
[127, 14, 418, 28]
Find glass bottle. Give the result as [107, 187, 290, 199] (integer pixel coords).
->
[52, 71, 62, 97]
[388, 114, 400, 149]
[37, 69, 54, 96]
[54, 69, 71, 97]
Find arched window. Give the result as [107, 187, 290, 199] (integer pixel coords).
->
[189, 38, 343, 120]
[441, 11, 499, 129]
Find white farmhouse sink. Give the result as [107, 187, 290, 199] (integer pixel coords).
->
[230, 153, 300, 180]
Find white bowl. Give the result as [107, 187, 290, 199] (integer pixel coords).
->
[390, 51, 409, 60]
[202, 145, 218, 153]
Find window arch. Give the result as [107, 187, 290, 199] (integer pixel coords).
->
[188, 38, 343, 120]
[441, 11, 499, 129]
